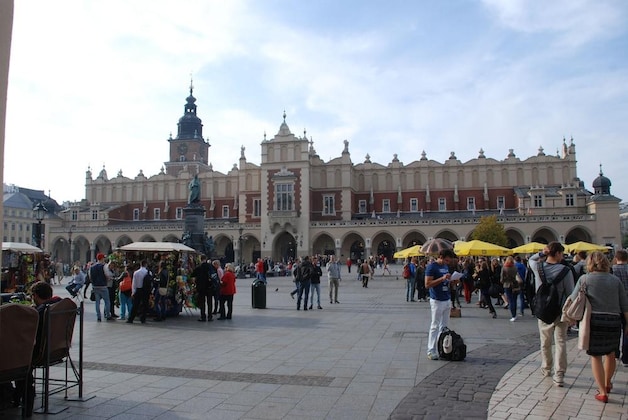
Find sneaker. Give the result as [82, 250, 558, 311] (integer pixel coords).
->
[519, 312, 524, 317]
[317, 305, 322, 309]
[509, 317, 516, 322]
[553, 376, 564, 387]
[427, 353, 439, 360]
[335, 300, 340, 304]
[492, 312, 497, 319]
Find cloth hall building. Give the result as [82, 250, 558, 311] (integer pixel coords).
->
[48, 87, 621, 265]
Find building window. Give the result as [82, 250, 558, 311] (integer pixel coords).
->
[497, 196, 505, 210]
[71, 210, 78, 221]
[410, 198, 418, 212]
[382, 199, 391, 213]
[438, 198, 447, 211]
[533, 195, 543, 207]
[133, 209, 140, 221]
[154, 208, 160, 220]
[467, 197, 476, 211]
[175, 207, 183, 219]
[222, 205, 229, 218]
[275, 183, 294, 211]
[358, 200, 367, 213]
[26, 225, 30, 232]
[565, 193, 575, 207]
[253, 199, 261, 217]
[18, 224, 22, 231]
[91, 210, 98, 220]
[323, 195, 335, 215]
[11, 223, 15, 231]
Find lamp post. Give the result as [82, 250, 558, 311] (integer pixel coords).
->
[33, 201, 47, 249]
[237, 227, 246, 279]
[68, 228, 73, 264]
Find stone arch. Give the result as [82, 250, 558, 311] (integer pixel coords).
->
[93, 235, 113, 256]
[212, 234, 233, 261]
[115, 235, 133, 248]
[531, 227, 558, 244]
[312, 232, 335, 256]
[341, 231, 366, 263]
[162, 234, 180, 243]
[273, 231, 296, 262]
[138, 234, 157, 242]
[372, 231, 396, 262]
[565, 226, 593, 244]
[505, 228, 526, 248]
[433, 229, 459, 242]
[72, 235, 91, 264]
[402, 231, 427, 248]
[50, 235, 70, 264]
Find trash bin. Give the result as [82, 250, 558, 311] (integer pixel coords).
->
[251, 280, 266, 309]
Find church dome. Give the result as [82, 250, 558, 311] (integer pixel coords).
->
[592, 165, 611, 195]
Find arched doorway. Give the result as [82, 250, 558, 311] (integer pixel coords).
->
[350, 240, 365, 262]
[505, 228, 525, 248]
[373, 232, 396, 262]
[403, 231, 427, 248]
[565, 227, 592, 244]
[532, 228, 557, 244]
[435, 229, 458, 242]
[274, 232, 297, 262]
[312, 233, 335, 257]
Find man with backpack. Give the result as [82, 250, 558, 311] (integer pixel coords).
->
[529, 242, 575, 387]
[90, 253, 113, 322]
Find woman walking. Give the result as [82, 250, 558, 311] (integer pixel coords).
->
[501, 256, 522, 322]
[476, 260, 496, 318]
[218, 263, 237, 320]
[569, 252, 628, 403]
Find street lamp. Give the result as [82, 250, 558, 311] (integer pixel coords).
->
[237, 227, 246, 279]
[68, 227, 73, 263]
[33, 201, 47, 249]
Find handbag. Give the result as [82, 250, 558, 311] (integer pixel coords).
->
[158, 287, 168, 296]
[562, 278, 588, 322]
[488, 283, 501, 298]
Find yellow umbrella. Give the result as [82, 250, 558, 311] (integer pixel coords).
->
[393, 245, 423, 259]
[511, 242, 547, 254]
[565, 241, 609, 253]
[454, 240, 512, 257]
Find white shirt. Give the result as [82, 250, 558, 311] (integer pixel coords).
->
[132, 266, 148, 295]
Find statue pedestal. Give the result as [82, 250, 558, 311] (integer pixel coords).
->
[183, 205, 206, 254]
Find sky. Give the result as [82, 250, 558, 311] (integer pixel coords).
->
[5, 0, 628, 203]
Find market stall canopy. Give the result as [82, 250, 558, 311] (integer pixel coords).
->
[2, 242, 43, 253]
[454, 240, 512, 257]
[565, 241, 610, 253]
[117, 242, 197, 253]
[511, 242, 548, 254]
[420, 238, 454, 256]
[393, 245, 423, 259]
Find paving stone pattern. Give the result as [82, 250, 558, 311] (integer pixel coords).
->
[390, 333, 540, 420]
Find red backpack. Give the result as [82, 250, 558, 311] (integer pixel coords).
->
[403, 264, 411, 279]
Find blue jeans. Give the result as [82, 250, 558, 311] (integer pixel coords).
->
[504, 287, 517, 318]
[297, 281, 310, 309]
[93, 286, 111, 320]
[119, 291, 133, 318]
[310, 283, 321, 306]
[406, 278, 416, 301]
[154, 292, 167, 319]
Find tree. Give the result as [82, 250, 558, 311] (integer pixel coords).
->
[470, 215, 508, 247]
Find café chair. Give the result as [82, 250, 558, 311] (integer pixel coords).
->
[0, 303, 39, 418]
[31, 298, 78, 414]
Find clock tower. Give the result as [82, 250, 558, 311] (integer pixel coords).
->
[165, 80, 211, 175]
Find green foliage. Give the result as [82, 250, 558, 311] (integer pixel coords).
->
[470, 215, 509, 247]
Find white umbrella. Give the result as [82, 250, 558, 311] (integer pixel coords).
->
[117, 242, 197, 253]
[2, 242, 43, 253]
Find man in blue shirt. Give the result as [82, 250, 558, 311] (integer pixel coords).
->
[424, 249, 457, 360]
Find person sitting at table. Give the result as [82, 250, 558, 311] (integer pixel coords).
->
[14, 281, 62, 416]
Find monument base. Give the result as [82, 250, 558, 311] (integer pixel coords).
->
[183, 205, 206, 254]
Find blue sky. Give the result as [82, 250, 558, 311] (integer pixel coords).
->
[5, 0, 628, 203]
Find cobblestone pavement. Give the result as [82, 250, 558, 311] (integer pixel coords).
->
[1, 270, 625, 419]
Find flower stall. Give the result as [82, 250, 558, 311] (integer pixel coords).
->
[116, 242, 197, 317]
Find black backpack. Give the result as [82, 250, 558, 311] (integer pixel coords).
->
[438, 327, 466, 361]
[533, 265, 570, 324]
[142, 270, 154, 291]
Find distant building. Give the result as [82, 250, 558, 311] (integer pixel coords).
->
[48, 86, 622, 264]
[3, 184, 64, 254]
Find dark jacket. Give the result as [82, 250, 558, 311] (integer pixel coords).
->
[192, 261, 211, 292]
